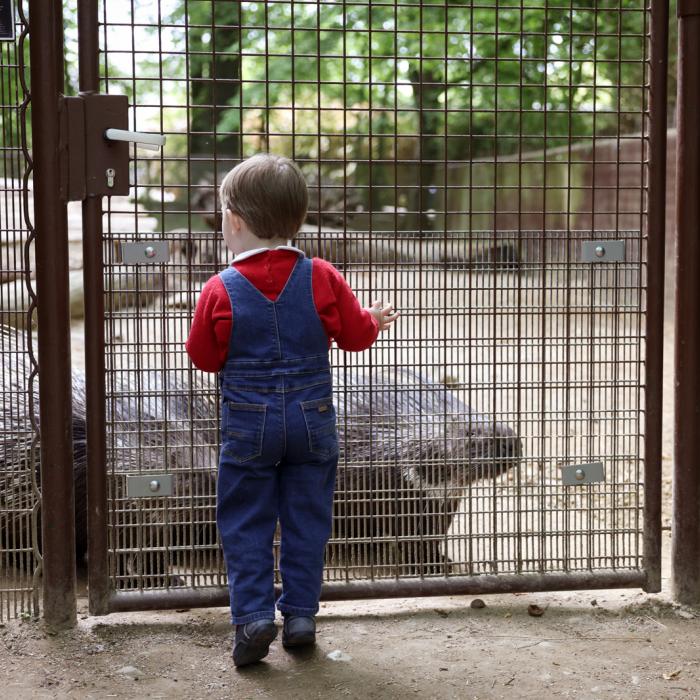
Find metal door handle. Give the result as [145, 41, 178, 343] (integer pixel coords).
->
[104, 128, 166, 151]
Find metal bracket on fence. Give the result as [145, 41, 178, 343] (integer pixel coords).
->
[561, 462, 606, 486]
[581, 240, 625, 263]
[59, 94, 166, 201]
[120, 241, 170, 264]
[126, 474, 174, 498]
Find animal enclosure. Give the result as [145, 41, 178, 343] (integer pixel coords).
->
[0, 0, 667, 619]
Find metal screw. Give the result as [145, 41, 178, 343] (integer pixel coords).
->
[594, 245, 606, 258]
[149, 479, 160, 492]
[575, 469, 586, 481]
[144, 245, 156, 258]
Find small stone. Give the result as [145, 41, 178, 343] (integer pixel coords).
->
[117, 666, 143, 680]
[470, 599, 486, 609]
[675, 609, 696, 620]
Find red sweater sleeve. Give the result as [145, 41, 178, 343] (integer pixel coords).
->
[185, 253, 380, 372]
[311, 258, 379, 352]
[185, 275, 232, 372]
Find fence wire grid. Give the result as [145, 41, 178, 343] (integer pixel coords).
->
[0, 0, 41, 621]
[90, 0, 653, 594]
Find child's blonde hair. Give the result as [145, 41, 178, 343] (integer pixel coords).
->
[219, 154, 308, 240]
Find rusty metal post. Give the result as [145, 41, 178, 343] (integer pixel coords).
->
[672, 0, 700, 605]
[28, 0, 76, 628]
[644, 0, 670, 594]
[77, 0, 110, 615]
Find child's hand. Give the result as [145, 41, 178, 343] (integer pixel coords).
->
[368, 300, 400, 332]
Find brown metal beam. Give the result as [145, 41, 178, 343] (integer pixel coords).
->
[672, 5, 700, 605]
[77, 0, 110, 616]
[677, 0, 700, 18]
[28, 0, 76, 629]
[643, 0, 670, 595]
[105, 571, 646, 614]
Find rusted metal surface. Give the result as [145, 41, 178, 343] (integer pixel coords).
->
[677, 0, 700, 18]
[28, 0, 75, 628]
[79, 0, 663, 611]
[643, 0, 670, 594]
[672, 5, 700, 605]
[77, 0, 111, 616]
[108, 570, 646, 613]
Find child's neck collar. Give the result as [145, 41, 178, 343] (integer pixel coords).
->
[233, 241, 303, 263]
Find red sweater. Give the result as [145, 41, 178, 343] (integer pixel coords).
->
[185, 249, 379, 372]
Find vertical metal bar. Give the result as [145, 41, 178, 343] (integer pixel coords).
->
[28, 0, 76, 629]
[643, 0, 669, 594]
[77, 0, 109, 614]
[672, 0, 700, 604]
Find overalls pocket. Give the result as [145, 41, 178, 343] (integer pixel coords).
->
[300, 396, 339, 459]
[221, 401, 266, 462]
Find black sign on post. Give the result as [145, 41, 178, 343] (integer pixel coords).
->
[0, 0, 15, 41]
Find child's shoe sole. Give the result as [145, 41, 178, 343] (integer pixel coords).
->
[233, 623, 278, 667]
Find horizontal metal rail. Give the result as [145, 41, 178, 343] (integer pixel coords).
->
[106, 571, 647, 613]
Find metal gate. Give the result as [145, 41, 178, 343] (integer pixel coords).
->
[71, 0, 668, 614]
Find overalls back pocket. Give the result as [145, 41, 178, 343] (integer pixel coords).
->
[300, 396, 339, 459]
[221, 401, 266, 462]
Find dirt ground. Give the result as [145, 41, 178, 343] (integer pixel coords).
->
[3, 305, 699, 700]
[1, 543, 700, 700]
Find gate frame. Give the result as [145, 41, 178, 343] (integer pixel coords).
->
[644, 0, 671, 595]
[77, 0, 111, 617]
[671, 0, 700, 605]
[73, 1, 669, 616]
[29, 0, 77, 629]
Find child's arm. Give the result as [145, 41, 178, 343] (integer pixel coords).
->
[313, 258, 399, 352]
[185, 276, 232, 372]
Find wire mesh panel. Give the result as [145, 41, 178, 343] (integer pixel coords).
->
[0, 0, 40, 620]
[94, 0, 656, 599]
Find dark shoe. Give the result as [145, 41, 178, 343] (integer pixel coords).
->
[282, 615, 316, 648]
[233, 619, 278, 667]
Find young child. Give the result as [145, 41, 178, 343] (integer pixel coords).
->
[185, 154, 398, 667]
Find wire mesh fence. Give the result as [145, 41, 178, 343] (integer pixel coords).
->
[91, 0, 653, 597]
[0, 0, 41, 621]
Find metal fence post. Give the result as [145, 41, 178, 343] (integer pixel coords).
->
[77, 0, 110, 616]
[644, 0, 670, 595]
[28, 0, 76, 628]
[672, 0, 700, 606]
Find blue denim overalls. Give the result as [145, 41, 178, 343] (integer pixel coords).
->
[216, 253, 338, 624]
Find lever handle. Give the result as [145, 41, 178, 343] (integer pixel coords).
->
[104, 128, 166, 151]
